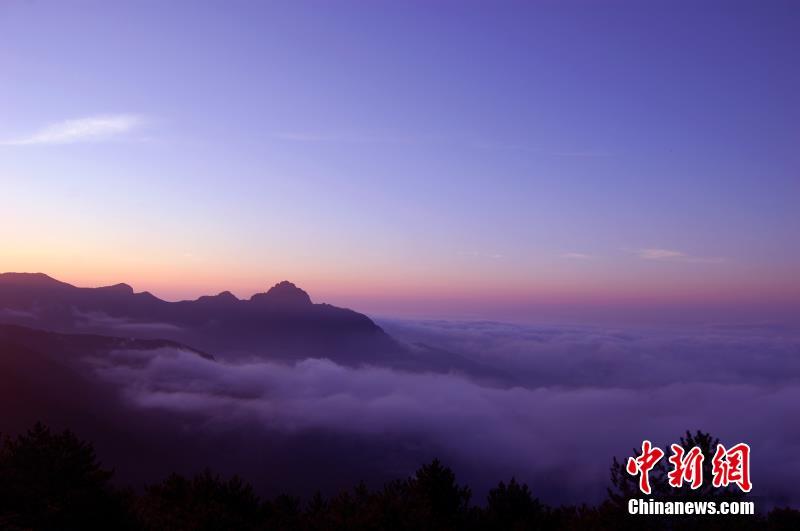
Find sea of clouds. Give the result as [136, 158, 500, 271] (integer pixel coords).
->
[87, 319, 800, 506]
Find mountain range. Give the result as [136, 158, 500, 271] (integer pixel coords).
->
[0, 271, 512, 497]
[0, 272, 401, 365]
[0, 272, 506, 379]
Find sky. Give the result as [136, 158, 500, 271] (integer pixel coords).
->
[1, 0, 798, 322]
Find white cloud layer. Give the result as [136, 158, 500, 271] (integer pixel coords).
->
[1, 114, 144, 145]
[85, 320, 800, 506]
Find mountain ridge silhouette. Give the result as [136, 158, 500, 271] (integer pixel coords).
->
[0, 272, 396, 364]
[0, 272, 508, 378]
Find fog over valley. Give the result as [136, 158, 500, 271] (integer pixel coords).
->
[1, 273, 798, 508]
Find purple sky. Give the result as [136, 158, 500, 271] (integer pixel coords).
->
[1, 0, 798, 321]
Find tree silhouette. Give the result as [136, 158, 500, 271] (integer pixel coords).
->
[0, 422, 131, 530]
[406, 458, 472, 528]
[483, 477, 544, 529]
[1, 423, 798, 529]
[136, 470, 262, 531]
[262, 493, 303, 530]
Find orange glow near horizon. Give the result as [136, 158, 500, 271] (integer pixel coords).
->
[3, 250, 799, 321]
[3, 213, 799, 320]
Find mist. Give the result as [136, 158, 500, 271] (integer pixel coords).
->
[77, 319, 800, 507]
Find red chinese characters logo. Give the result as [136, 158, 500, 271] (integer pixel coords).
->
[712, 443, 752, 493]
[667, 444, 704, 489]
[627, 440, 752, 494]
[626, 440, 664, 495]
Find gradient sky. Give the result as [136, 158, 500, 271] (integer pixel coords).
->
[1, 0, 799, 322]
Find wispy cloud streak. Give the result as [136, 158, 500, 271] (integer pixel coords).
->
[637, 248, 686, 260]
[1, 114, 144, 145]
[635, 248, 724, 263]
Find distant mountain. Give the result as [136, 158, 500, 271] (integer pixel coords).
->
[0, 275, 518, 496]
[251, 281, 312, 306]
[0, 272, 400, 365]
[0, 272, 511, 379]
